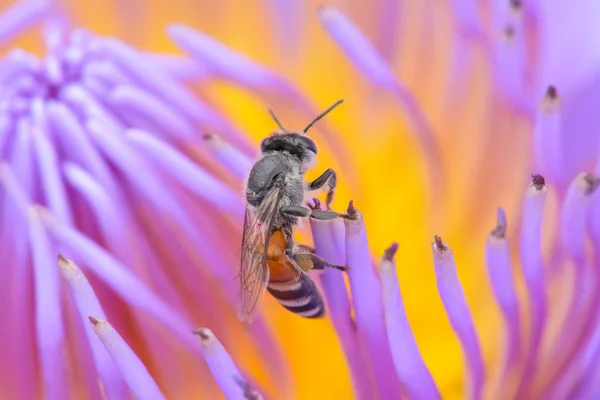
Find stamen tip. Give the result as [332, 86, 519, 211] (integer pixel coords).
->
[546, 85, 558, 100]
[192, 327, 212, 341]
[308, 198, 322, 210]
[88, 316, 99, 325]
[346, 200, 356, 217]
[433, 235, 446, 251]
[531, 174, 546, 190]
[383, 243, 398, 261]
[583, 173, 600, 195]
[503, 24, 516, 39]
[491, 207, 507, 238]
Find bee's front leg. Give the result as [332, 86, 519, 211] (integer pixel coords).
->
[308, 168, 336, 209]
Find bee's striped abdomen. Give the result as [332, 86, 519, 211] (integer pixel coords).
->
[267, 274, 325, 318]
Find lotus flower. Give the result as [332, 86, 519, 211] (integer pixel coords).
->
[0, 0, 599, 399]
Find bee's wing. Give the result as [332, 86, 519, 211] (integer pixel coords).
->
[237, 183, 284, 322]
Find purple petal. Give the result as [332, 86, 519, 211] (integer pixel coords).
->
[29, 207, 67, 400]
[515, 175, 548, 397]
[432, 236, 485, 400]
[89, 317, 166, 400]
[380, 243, 441, 399]
[126, 128, 244, 217]
[344, 204, 402, 399]
[485, 208, 521, 380]
[58, 255, 129, 400]
[193, 328, 262, 400]
[309, 215, 372, 400]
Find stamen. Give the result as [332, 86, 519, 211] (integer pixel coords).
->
[203, 134, 253, 179]
[531, 174, 546, 191]
[533, 86, 565, 189]
[345, 204, 402, 399]
[87, 119, 235, 292]
[167, 24, 275, 88]
[490, 207, 508, 238]
[126, 128, 244, 217]
[432, 236, 485, 400]
[29, 206, 68, 400]
[100, 38, 253, 154]
[38, 208, 200, 352]
[143, 52, 211, 81]
[318, 5, 438, 160]
[58, 255, 129, 399]
[89, 317, 167, 400]
[539, 173, 600, 396]
[192, 328, 264, 399]
[485, 208, 521, 385]
[309, 212, 372, 399]
[515, 174, 548, 398]
[0, 0, 51, 44]
[45, 101, 114, 189]
[110, 84, 197, 140]
[32, 127, 73, 225]
[380, 243, 441, 399]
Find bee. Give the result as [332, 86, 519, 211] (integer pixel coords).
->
[238, 100, 347, 322]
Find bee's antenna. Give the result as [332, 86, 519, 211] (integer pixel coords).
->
[269, 108, 287, 132]
[303, 99, 344, 134]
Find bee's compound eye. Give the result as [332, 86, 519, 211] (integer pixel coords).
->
[296, 136, 317, 154]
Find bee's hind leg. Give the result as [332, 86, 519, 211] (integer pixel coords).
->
[293, 249, 347, 272]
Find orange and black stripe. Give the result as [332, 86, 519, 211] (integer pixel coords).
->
[267, 274, 325, 318]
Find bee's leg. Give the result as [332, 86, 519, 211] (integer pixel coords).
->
[281, 205, 344, 221]
[280, 205, 312, 217]
[294, 252, 347, 271]
[282, 226, 295, 257]
[308, 168, 336, 209]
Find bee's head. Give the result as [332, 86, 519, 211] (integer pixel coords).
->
[261, 99, 343, 164]
[260, 133, 317, 160]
